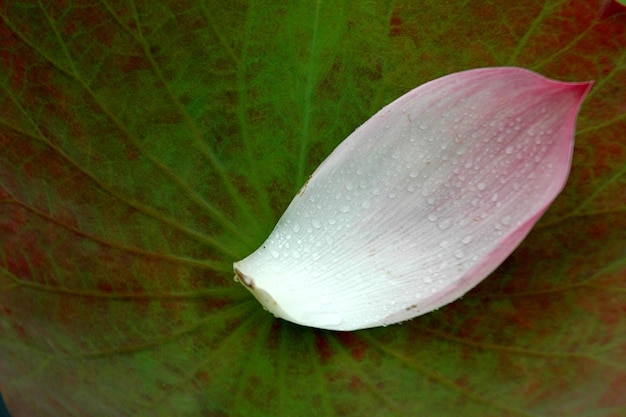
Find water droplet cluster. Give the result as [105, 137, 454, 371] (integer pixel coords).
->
[234, 68, 587, 330]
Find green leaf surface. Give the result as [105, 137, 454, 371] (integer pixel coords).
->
[1, 1, 625, 416]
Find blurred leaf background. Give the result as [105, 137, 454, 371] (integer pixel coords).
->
[1, 1, 625, 416]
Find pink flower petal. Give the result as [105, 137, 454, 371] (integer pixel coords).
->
[234, 67, 592, 331]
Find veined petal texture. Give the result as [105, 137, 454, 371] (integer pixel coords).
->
[234, 67, 592, 331]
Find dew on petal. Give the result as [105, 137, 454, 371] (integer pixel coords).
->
[437, 218, 452, 230]
[234, 67, 592, 331]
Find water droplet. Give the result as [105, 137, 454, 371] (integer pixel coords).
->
[328, 218, 337, 225]
[271, 250, 280, 258]
[340, 205, 350, 213]
[505, 146, 514, 154]
[428, 213, 437, 222]
[454, 249, 464, 258]
[388, 193, 397, 199]
[439, 240, 451, 248]
[345, 183, 354, 191]
[422, 276, 433, 284]
[361, 201, 371, 209]
[292, 224, 300, 233]
[312, 219, 321, 229]
[477, 182, 486, 191]
[491, 193, 498, 202]
[501, 215, 512, 226]
[409, 171, 419, 178]
[438, 218, 452, 230]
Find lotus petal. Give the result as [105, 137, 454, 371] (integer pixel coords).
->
[234, 67, 592, 331]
